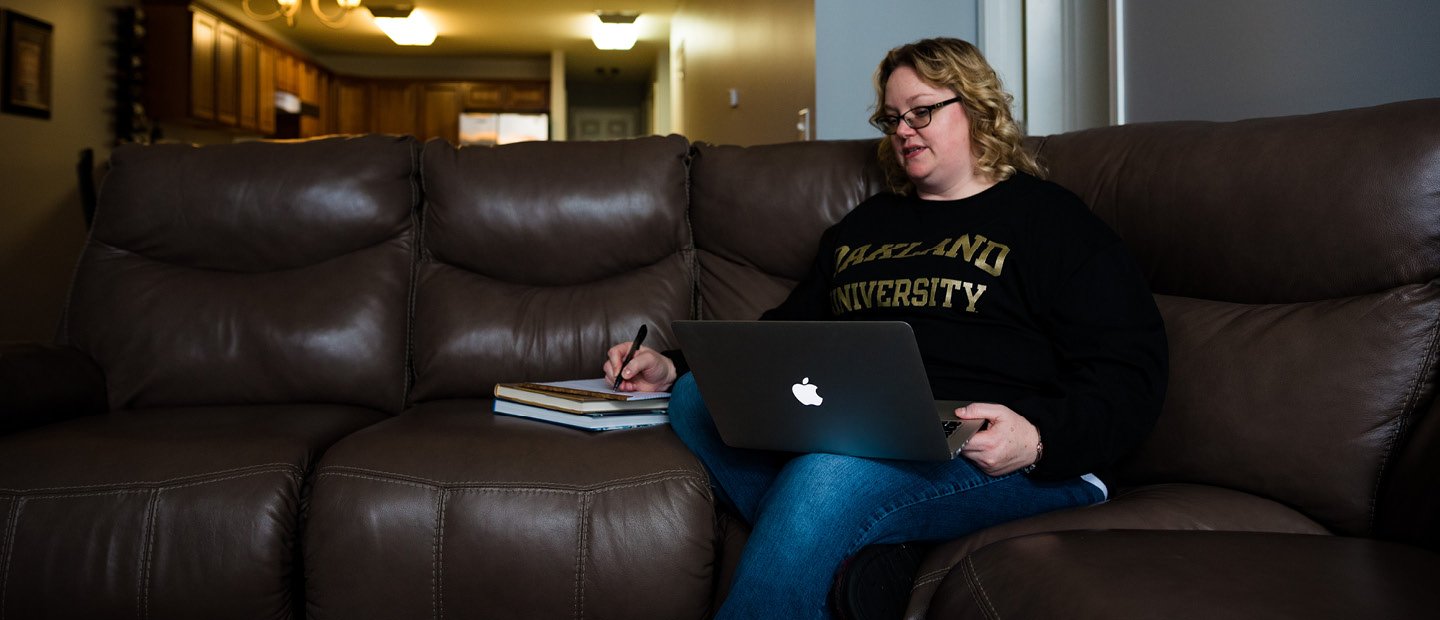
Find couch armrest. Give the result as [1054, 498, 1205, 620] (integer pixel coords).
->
[930, 530, 1440, 619]
[0, 343, 107, 434]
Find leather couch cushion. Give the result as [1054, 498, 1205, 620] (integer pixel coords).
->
[931, 530, 1440, 620]
[689, 140, 887, 320]
[1026, 102, 1440, 538]
[1118, 287, 1440, 536]
[0, 405, 385, 619]
[63, 135, 420, 412]
[412, 136, 692, 401]
[304, 400, 716, 619]
[903, 482, 1328, 620]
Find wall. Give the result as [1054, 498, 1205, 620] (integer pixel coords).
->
[670, 0, 815, 146]
[0, 0, 135, 342]
[815, 0, 979, 140]
[1122, 0, 1440, 123]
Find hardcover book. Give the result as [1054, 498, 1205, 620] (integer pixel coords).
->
[493, 378, 669, 414]
[492, 399, 668, 431]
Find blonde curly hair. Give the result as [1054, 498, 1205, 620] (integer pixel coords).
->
[873, 38, 1042, 195]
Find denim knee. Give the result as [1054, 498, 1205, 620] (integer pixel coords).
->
[756, 454, 877, 524]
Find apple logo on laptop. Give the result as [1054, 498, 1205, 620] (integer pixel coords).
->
[791, 377, 824, 406]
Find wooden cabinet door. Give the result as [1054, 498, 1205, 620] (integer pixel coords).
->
[215, 22, 239, 126]
[190, 10, 217, 121]
[423, 84, 462, 143]
[464, 82, 505, 109]
[371, 82, 418, 135]
[238, 33, 259, 130]
[333, 78, 370, 135]
[315, 71, 332, 136]
[274, 51, 296, 94]
[298, 63, 326, 137]
[258, 43, 276, 135]
[507, 82, 549, 112]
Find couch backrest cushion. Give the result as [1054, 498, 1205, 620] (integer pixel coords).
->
[689, 141, 888, 319]
[63, 135, 420, 412]
[411, 136, 692, 401]
[1034, 100, 1440, 536]
[1037, 99, 1440, 303]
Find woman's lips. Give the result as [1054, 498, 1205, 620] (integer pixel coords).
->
[901, 144, 926, 159]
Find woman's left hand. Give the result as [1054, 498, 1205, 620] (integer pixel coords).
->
[954, 403, 1041, 476]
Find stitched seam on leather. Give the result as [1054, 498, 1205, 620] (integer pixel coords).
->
[138, 489, 160, 620]
[574, 493, 590, 620]
[315, 466, 706, 492]
[911, 567, 950, 589]
[960, 556, 1000, 620]
[682, 144, 699, 320]
[1370, 293, 1440, 532]
[402, 138, 422, 411]
[0, 498, 22, 620]
[433, 488, 447, 620]
[0, 463, 302, 496]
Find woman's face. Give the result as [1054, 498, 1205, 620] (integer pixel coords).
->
[883, 65, 981, 200]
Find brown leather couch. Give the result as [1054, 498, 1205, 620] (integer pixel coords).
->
[2, 99, 1438, 619]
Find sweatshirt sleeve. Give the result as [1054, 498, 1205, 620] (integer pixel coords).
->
[1009, 239, 1169, 480]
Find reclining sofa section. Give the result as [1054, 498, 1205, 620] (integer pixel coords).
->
[304, 136, 718, 619]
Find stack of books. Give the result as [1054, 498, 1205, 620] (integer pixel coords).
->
[492, 378, 670, 431]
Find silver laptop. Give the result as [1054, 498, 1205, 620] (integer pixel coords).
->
[671, 320, 983, 461]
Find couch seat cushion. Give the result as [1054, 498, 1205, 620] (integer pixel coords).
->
[904, 482, 1328, 619]
[305, 399, 716, 620]
[931, 530, 1440, 619]
[0, 405, 385, 620]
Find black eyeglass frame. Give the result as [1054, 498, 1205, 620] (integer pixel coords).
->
[870, 96, 964, 135]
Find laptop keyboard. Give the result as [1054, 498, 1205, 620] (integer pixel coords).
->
[941, 420, 961, 436]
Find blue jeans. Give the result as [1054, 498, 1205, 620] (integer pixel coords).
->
[667, 373, 1104, 620]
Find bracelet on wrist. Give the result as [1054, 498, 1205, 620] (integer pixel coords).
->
[1021, 439, 1044, 474]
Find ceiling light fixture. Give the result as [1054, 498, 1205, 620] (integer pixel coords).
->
[368, 5, 437, 46]
[592, 12, 640, 51]
[243, 0, 362, 29]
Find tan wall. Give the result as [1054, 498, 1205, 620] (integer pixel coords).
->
[671, 0, 814, 146]
[0, 0, 137, 342]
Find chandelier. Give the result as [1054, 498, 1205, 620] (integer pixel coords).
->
[243, 0, 363, 29]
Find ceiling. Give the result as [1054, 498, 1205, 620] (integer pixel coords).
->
[210, 0, 679, 84]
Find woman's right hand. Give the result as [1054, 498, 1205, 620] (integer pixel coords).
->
[603, 342, 678, 392]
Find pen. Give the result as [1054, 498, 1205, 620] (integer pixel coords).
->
[613, 324, 648, 390]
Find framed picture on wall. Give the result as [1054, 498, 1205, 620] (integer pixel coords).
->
[2, 10, 53, 119]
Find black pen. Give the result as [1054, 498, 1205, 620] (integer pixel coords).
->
[613, 324, 648, 390]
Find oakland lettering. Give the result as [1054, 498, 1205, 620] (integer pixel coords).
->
[833, 235, 1009, 277]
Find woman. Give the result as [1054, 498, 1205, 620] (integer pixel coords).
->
[604, 38, 1167, 619]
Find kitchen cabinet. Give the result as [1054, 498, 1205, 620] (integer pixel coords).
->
[298, 62, 329, 138]
[333, 78, 370, 135]
[143, 3, 283, 135]
[464, 81, 549, 113]
[371, 82, 419, 136]
[141, 3, 547, 140]
[257, 44, 276, 135]
[418, 80, 550, 143]
[422, 83, 464, 143]
[185, 9, 216, 121]
[215, 21, 239, 126]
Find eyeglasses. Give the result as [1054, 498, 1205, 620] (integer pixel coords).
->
[870, 97, 963, 135]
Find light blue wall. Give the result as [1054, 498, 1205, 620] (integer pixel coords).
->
[814, 0, 979, 139]
[1123, 0, 1440, 122]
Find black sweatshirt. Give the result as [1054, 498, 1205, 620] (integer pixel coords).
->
[756, 173, 1168, 479]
